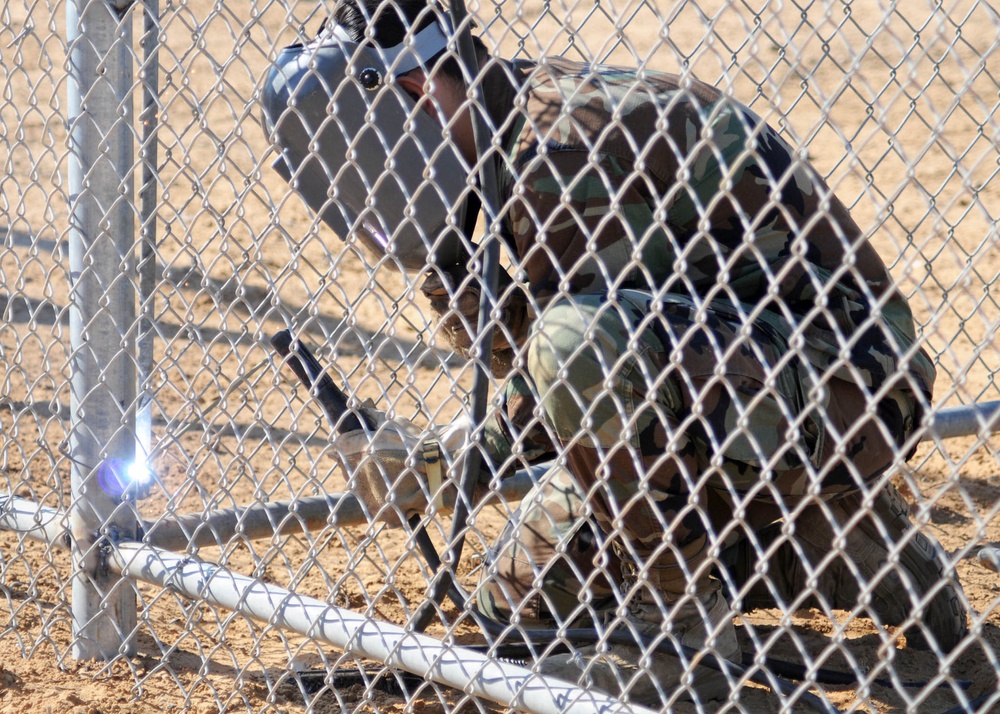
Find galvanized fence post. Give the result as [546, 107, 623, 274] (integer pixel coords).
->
[66, 0, 138, 660]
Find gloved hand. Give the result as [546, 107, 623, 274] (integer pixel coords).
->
[333, 402, 475, 528]
[421, 264, 529, 374]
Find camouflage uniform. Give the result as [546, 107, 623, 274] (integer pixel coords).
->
[444, 58, 934, 624]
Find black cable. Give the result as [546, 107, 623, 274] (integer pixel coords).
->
[746, 653, 973, 691]
[295, 667, 426, 697]
[939, 693, 997, 714]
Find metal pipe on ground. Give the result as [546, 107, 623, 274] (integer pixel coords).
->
[109, 539, 654, 714]
[0, 495, 70, 548]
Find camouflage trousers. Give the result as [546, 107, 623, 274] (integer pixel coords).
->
[476, 290, 919, 626]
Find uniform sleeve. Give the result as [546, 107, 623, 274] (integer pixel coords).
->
[506, 149, 679, 303]
[481, 372, 557, 475]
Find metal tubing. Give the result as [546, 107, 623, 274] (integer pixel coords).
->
[0, 494, 344, 551]
[141, 493, 365, 550]
[66, 0, 138, 659]
[412, 0, 507, 634]
[110, 541, 651, 714]
[0, 495, 70, 548]
[927, 400, 1000, 441]
[0, 467, 544, 552]
[136, 0, 161, 476]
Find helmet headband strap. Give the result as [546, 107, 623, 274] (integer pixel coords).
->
[326, 22, 452, 77]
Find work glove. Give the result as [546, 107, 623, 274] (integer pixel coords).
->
[421, 264, 529, 375]
[334, 402, 475, 528]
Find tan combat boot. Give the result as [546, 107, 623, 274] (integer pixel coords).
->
[718, 482, 967, 652]
[537, 576, 741, 706]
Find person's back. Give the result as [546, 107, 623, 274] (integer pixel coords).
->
[492, 56, 935, 402]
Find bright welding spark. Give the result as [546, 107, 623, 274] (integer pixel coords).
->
[97, 458, 153, 497]
[127, 460, 153, 485]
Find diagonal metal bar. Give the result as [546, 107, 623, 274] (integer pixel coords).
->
[411, 0, 507, 635]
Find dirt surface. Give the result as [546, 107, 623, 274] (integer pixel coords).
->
[1, 1, 999, 712]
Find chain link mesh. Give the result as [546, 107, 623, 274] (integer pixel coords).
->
[1, 0, 998, 711]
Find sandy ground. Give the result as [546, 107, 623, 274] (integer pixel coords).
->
[1, 0, 999, 712]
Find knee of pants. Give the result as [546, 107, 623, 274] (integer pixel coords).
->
[526, 297, 627, 440]
[475, 467, 622, 626]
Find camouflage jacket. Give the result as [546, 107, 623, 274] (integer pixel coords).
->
[477, 57, 935, 469]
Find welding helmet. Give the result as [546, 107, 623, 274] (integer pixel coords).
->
[261, 21, 470, 272]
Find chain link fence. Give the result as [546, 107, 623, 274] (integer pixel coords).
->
[1, 0, 999, 711]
